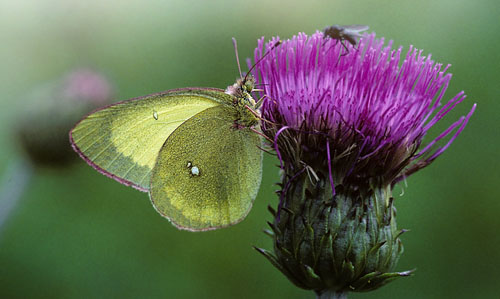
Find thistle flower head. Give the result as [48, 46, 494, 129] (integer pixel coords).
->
[252, 32, 476, 186]
[251, 31, 476, 296]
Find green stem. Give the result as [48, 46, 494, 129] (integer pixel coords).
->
[316, 290, 347, 299]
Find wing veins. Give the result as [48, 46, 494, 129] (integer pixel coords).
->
[80, 102, 207, 153]
[73, 125, 104, 149]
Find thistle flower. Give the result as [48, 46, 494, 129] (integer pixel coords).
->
[251, 32, 476, 298]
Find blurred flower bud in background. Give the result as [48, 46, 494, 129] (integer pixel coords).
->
[0, 69, 114, 231]
[15, 69, 114, 167]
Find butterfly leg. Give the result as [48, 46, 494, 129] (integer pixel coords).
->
[255, 94, 269, 109]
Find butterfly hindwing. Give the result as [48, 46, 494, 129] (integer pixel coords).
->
[70, 88, 232, 191]
[150, 105, 263, 231]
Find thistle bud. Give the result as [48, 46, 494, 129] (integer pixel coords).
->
[251, 32, 475, 297]
[15, 69, 113, 167]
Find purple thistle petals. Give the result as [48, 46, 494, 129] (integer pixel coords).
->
[429, 103, 476, 160]
[252, 31, 475, 182]
[423, 91, 466, 132]
[415, 117, 464, 160]
[395, 104, 475, 182]
[416, 103, 477, 161]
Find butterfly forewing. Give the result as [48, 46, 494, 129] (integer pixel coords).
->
[150, 105, 263, 231]
[70, 89, 231, 191]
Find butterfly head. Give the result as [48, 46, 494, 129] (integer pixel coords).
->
[225, 37, 282, 129]
[242, 74, 256, 93]
[225, 75, 256, 105]
[226, 37, 281, 106]
[224, 75, 260, 129]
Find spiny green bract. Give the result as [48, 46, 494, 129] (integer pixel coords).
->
[256, 175, 413, 294]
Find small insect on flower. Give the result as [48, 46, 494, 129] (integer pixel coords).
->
[323, 24, 369, 54]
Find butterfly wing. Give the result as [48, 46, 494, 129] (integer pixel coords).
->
[150, 105, 263, 231]
[70, 88, 231, 191]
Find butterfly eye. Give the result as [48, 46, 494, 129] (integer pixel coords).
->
[244, 76, 255, 92]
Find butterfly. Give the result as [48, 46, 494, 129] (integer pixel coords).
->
[70, 38, 278, 231]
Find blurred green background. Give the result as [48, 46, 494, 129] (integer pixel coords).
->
[0, 0, 498, 298]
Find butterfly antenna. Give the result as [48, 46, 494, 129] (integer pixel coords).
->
[243, 40, 282, 83]
[232, 37, 243, 79]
